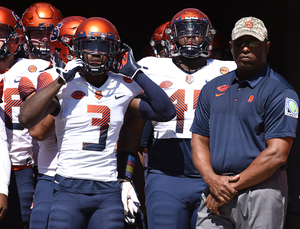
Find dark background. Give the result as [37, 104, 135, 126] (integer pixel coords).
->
[3, 0, 300, 227]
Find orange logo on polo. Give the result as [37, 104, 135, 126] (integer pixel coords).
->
[215, 93, 225, 97]
[245, 20, 253, 28]
[248, 95, 255, 102]
[217, 85, 229, 92]
[28, 65, 37, 72]
[220, 67, 229, 75]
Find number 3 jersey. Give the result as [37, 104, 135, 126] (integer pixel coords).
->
[138, 57, 236, 176]
[37, 70, 142, 182]
[0, 58, 51, 166]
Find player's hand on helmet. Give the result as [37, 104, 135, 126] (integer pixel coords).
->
[120, 181, 141, 224]
[114, 43, 142, 79]
[56, 58, 83, 84]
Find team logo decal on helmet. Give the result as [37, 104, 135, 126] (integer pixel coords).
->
[50, 22, 63, 42]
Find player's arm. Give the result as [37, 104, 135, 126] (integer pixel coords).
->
[19, 58, 83, 128]
[117, 109, 146, 224]
[116, 43, 176, 122]
[19, 77, 63, 129]
[21, 91, 55, 141]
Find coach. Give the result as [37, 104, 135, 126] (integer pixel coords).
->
[190, 16, 299, 229]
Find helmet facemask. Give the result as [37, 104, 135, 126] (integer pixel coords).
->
[24, 28, 53, 60]
[74, 38, 119, 75]
[0, 25, 22, 59]
[169, 20, 215, 58]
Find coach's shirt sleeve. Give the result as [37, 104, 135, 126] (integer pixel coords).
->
[190, 84, 210, 137]
[264, 88, 299, 140]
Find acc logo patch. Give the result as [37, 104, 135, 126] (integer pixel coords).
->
[160, 81, 173, 88]
[285, 98, 298, 118]
[28, 65, 37, 73]
[71, 91, 85, 99]
[217, 85, 229, 92]
[220, 67, 229, 75]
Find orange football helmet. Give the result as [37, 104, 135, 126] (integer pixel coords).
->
[0, 7, 24, 58]
[22, 2, 63, 59]
[73, 17, 121, 75]
[50, 16, 87, 67]
[150, 21, 170, 58]
[167, 8, 215, 58]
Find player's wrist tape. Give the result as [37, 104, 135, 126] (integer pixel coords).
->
[117, 151, 137, 182]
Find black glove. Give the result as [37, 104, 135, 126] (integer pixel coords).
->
[56, 58, 83, 84]
[115, 43, 142, 79]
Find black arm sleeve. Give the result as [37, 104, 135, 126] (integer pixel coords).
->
[134, 72, 176, 122]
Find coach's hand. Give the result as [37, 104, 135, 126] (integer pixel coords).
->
[120, 181, 140, 224]
[56, 58, 83, 84]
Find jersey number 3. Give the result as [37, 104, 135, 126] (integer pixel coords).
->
[82, 105, 110, 151]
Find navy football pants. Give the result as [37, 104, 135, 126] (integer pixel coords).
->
[145, 172, 207, 229]
[47, 189, 124, 229]
[0, 167, 35, 229]
[30, 174, 54, 229]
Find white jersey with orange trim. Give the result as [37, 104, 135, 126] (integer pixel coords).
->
[0, 58, 51, 166]
[37, 71, 143, 182]
[138, 57, 237, 139]
[19, 63, 58, 177]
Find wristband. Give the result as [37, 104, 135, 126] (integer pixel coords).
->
[117, 151, 137, 182]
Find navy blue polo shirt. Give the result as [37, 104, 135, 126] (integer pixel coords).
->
[190, 64, 299, 174]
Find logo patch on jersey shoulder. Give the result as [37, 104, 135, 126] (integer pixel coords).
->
[71, 91, 85, 99]
[123, 76, 133, 83]
[285, 98, 298, 118]
[220, 67, 229, 75]
[28, 65, 37, 73]
[217, 85, 229, 92]
[160, 81, 173, 88]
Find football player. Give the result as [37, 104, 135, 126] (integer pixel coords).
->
[0, 6, 29, 229]
[0, 3, 62, 229]
[19, 17, 175, 229]
[137, 8, 237, 229]
[150, 21, 171, 58]
[18, 16, 86, 229]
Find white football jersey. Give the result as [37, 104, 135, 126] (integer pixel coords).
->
[138, 57, 237, 139]
[0, 58, 51, 166]
[19, 64, 58, 176]
[37, 71, 142, 182]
